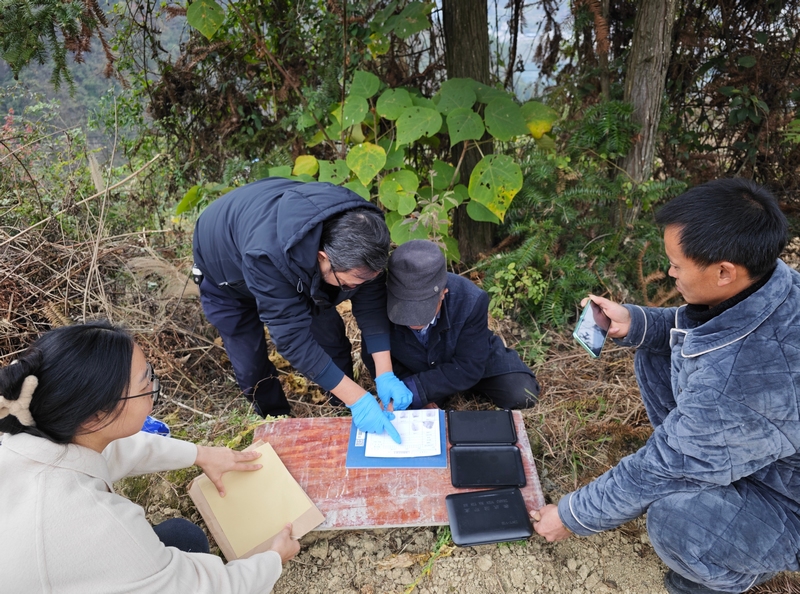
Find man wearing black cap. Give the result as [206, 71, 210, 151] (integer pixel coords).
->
[384, 240, 540, 409]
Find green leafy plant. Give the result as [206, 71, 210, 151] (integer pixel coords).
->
[487, 262, 547, 319]
[177, 2, 559, 262]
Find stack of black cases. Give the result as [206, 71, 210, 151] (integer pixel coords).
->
[445, 410, 533, 546]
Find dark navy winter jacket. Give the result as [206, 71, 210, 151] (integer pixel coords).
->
[192, 178, 390, 391]
[559, 260, 800, 535]
[390, 273, 533, 404]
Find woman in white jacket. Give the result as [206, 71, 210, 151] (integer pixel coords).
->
[0, 320, 299, 593]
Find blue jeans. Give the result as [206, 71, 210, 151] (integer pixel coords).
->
[199, 279, 354, 416]
[636, 349, 800, 592]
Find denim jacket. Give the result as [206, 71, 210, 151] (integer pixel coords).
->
[559, 260, 800, 535]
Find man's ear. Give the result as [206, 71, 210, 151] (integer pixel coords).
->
[317, 251, 328, 263]
[717, 262, 738, 286]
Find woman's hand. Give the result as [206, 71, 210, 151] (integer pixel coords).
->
[194, 445, 263, 497]
[531, 504, 572, 542]
[270, 523, 301, 563]
[582, 295, 632, 339]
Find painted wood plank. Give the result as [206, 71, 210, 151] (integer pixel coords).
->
[253, 411, 545, 530]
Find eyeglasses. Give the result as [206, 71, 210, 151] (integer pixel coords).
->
[330, 265, 358, 292]
[123, 362, 161, 405]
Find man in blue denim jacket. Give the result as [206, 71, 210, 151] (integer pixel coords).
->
[532, 179, 800, 594]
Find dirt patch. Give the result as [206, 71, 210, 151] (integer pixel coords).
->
[273, 519, 669, 594]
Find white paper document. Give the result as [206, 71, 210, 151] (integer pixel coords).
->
[364, 409, 441, 458]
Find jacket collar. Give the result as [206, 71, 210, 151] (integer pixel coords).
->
[677, 260, 793, 357]
[2, 432, 114, 491]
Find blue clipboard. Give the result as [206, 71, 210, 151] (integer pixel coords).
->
[345, 409, 448, 469]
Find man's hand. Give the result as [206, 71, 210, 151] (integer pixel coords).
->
[194, 445, 263, 497]
[375, 371, 413, 410]
[270, 523, 301, 563]
[583, 294, 632, 339]
[531, 504, 572, 542]
[347, 392, 402, 443]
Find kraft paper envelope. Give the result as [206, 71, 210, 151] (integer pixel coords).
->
[188, 440, 324, 560]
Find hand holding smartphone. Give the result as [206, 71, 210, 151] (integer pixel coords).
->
[573, 299, 612, 358]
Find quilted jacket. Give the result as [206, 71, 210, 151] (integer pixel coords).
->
[559, 260, 800, 535]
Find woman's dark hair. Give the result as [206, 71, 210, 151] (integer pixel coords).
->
[321, 206, 390, 277]
[0, 320, 134, 443]
[655, 178, 788, 279]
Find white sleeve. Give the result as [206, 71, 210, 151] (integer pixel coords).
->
[103, 431, 198, 481]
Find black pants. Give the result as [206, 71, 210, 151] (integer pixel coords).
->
[471, 372, 540, 409]
[199, 279, 355, 416]
[153, 518, 209, 553]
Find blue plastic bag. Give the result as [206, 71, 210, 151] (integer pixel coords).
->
[141, 415, 171, 437]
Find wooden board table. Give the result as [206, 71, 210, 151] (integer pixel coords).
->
[253, 411, 545, 530]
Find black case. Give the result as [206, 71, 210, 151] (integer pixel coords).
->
[450, 445, 526, 488]
[445, 487, 533, 546]
[446, 410, 517, 446]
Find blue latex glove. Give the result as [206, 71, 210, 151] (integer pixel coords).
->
[375, 371, 413, 411]
[347, 393, 402, 444]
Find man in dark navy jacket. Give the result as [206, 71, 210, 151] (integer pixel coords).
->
[193, 178, 411, 441]
[384, 240, 539, 409]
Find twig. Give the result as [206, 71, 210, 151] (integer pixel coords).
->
[163, 397, 215, 419]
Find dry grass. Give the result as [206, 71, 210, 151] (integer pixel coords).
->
[3, 224, 800, 592]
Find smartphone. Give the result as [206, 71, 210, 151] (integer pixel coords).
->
[573, 300, 611, 358]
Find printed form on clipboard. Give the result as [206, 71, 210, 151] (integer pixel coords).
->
[345, 409, 448, 468]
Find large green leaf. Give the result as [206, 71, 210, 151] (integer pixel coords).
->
[466, 199, 501, 223]
[450, 184, 469, 206]
[442, 236, 460, 263]
[473, 83, 508, 104]
[431, 159, 459, 190]
[346, 142, 386, 185]
[186, 0, 225, 39]
[468, 154, 522, 221]
[292, 155, 319, 177]
[385, 210, 403, 231]
[318, 159, 350, 184]
[379, 170, 419, 214]
[484, 98, 529, 141]
[436, 78, 477, 115]
[447, 108, 485, 145]
[344, 180, 372, 200]
[339, 96, 369, 128]
[378, 137, 406, 169]
[376, 88, 413, 120]
[371, 1, 399, 35]
[350, 70, 381, 99]
[396, 106, 442, 145]
[393, 2, 433, 39]
[410, 93, 437, 110]
[268, 166, 293, 178]
[520, 101, 558, 139]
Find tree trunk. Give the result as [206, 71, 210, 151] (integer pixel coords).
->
[620, 0, 679, 222]
[443, 0, 494, 264]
